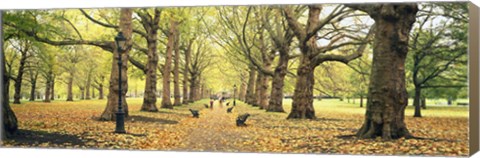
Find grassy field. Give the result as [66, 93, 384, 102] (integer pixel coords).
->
[3, 98, 469, 156]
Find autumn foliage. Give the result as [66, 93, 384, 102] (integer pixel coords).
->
[2, 99, 468, 156]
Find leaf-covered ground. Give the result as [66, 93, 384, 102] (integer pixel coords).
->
[2, 98, 468, 156]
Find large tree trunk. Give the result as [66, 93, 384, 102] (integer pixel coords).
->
[239, 80, 247, 102]
[161, 19, 177, 109]
[139, 10, 160, 112]
[50, 76, 55, 100]
[43, 73, 52, 103]
[13, 48, 28, 104]
[421, 98, 426, 109]
[353, 4, 418, 140]
[267, 50, 288, 112]
[79, 86, 85, 100]
[189, 74, 197, 103]
[2, 17, 19, 138]
[173, 32, 181, 106]
[259, 74, 269, 109]
[92, 86, 96, 99]
[194, 76, 202, 101]
[360, 95, 364, 107]
[140, 25, 159, 112]
[98, 83, 104, 99]
[253, 72, 262, 107]
[29, 80, 36, 101]
[245, 67, 256, 105]
[85, 72, 91, 100]
[66, 75, 74, 101]
[413, 86, 422, 117]
[183, 40, 192, 104]
[182, 75, 189, 104]
[100, 9, 132, 121]
[287, 61, 316, 119]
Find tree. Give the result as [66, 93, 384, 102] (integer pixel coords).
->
[135, 9, 162, 112]
[4, 10, 136, 120]
[100, 8, 133, 120]
[283, 5, 370, 119]
[408, 3, 468, 117]
[2, 11, 19, 138]
[173, 25, 182, 106]
[57, 46, 85, 101]
[347, 4, 418, 140]
[262, 6, 299, 112]
[8, 39, 32, 104]
[188, 37, 213, 102]
[161, 18, 177, 109]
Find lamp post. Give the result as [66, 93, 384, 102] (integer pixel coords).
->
[114, 32, 127, 134]
[233, 84, 237, 106]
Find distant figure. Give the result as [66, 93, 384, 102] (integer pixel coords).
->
[219, 97, 224, 108]
[226, 102, 230, 106]
[204, 104, 209, 108]
[209, 99, 214, 109]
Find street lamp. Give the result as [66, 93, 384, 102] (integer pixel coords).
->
[114, 32, 127, 134]
[233, 84, 237, 106]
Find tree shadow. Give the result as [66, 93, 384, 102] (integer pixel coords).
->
[7, 129, 87, 146]
[128, 115, 179, 124]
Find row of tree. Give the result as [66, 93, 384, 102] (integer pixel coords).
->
[2, 3, 468, 140]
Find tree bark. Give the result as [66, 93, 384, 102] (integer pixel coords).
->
[360, 95, 364, 107]
[2, 16, 19, 138]
[287, 61, 316, 119]
[182, 41, 191, 104]
[161, 19, 177, 109]
[239, 80, 247, 101]
[259, 73, 269, 109]
[79, 86, 85, 100]
[189, 74, 197, 103]
[50, 76, 55, 100]
[173, 31, 181, 106]
[29, 79, 36, 101]
[92, 86, 96, 99]
[253, 72, 262, 107]
[13, 46, 28, 104]
[66, 75, 74, 101]
[351, 4, 418, 140]
[421, 97, 426, 109]
[413, 86, 422, 117]
[245, 66, 256, 104]
[43, 71, 52, 103]
[100, 8, 132, 121]
[267, 50, 289, 112]
[85, 72, 91, 100]
[139, 9, 160, 112]
[98, 83, 104, 99]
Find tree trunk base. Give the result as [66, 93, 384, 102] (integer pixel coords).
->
[286, 111, 316, 119]
[356, 120, 412, 140]
[140, 104, 159, 112]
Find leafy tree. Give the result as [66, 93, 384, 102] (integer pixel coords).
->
[407, 3, 468, 117]
[283, 5, 372, 119]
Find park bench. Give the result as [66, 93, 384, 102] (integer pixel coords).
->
[189, 109, 199, 118]
[236, 113, 250, 126]
[227, 106, 234, 113]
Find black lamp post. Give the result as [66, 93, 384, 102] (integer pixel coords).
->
[233, 84, 237, 106]
[114, 32, 127, 134]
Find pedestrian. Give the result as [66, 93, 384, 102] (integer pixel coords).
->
[209, 99, 214, 109]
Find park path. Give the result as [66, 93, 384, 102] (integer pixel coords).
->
[172, 102, 249, 152]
